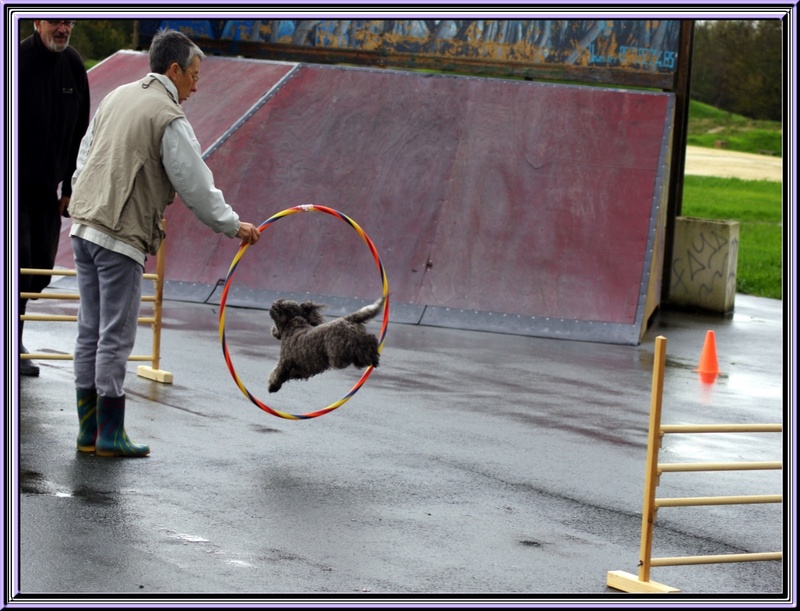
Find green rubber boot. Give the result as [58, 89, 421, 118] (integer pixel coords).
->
[95, 395, 150, 458]
[76, 388, 98, 452]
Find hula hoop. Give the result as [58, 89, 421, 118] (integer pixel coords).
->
[218, 205, 389, 420]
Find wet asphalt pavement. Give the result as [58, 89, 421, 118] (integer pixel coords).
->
[13, 292, 786, 603]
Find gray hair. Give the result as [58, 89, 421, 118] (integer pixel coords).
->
[148, 28, 205, 74]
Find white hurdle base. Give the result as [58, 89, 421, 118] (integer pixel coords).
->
[606, 570, 680, 593]
[137, 365, 174, 384]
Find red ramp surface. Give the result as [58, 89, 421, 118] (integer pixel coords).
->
[57, 52, 673, 344]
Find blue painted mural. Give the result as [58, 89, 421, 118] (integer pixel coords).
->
[140, 19, 681, 73]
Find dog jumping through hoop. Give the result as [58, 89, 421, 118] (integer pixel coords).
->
[267, 296, 385, 392]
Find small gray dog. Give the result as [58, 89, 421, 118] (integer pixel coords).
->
[267, 296, 385, 392]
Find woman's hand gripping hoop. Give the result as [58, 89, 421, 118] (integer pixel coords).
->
[218, 205, 390, 419]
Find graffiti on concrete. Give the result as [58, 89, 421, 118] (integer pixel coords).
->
[671, 227, 739, 301]
[143, 19, 681, 72]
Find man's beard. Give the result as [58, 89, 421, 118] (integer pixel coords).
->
[45, 36, 69, 52]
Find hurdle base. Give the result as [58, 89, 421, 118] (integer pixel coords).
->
[606, 570, 680, 593]
[137, 365, 174, 384]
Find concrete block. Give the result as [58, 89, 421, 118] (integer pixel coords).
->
[669, 216, 740, 313]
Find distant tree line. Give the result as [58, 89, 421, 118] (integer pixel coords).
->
[690, 20, 782, 121]
[18, 19, 134, 65]
[19, 18, 782, 121]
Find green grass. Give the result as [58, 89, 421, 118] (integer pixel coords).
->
[680, 176, 783, 299]
[687, 100, 782, 157]
[683, 102, 783, 300]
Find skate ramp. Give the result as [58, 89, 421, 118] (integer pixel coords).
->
[56, 51, 674, 344]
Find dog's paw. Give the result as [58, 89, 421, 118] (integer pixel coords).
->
[268, 369, 282, 392]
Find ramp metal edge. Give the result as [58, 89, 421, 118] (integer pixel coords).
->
[632, 93, 676, 342]
[418, 305, 641, 345]
[53, 276, 638, 343]
[201, 63, 302, 160]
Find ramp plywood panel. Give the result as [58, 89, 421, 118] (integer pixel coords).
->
[195, 65, 459, 305]
[418, 81, 670, 325]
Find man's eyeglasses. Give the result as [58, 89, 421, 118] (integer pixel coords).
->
[44, 20, 76, 27]
[183, 68, 200, 83]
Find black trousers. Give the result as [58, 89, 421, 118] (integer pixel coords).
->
[19, 183, 62, 318]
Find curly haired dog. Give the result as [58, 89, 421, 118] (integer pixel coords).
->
[267, 296, 385, 392]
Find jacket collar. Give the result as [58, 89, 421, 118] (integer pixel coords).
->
[147, 72, 180, 105]
[30, 30, 63, 65]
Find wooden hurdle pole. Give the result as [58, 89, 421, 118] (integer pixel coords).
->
[607, 336, 782, 593]
[607, 335, 678, 593]
[136, 221, 173, 383]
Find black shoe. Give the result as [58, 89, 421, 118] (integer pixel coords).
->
[20, 344, 40, 377]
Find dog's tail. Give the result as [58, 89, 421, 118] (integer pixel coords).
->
[344, 296, 386, 325]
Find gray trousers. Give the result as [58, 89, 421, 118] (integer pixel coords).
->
[72, 237, 143, 398]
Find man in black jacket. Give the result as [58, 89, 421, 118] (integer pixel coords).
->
[18, 19, 90, 376]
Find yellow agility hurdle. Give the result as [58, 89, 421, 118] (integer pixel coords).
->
[19, 224, 173, 384]
[607, 335, 782, 593]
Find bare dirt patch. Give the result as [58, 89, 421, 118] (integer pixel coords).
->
[684, 145, 782, 182]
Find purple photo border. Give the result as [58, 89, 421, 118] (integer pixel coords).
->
[2, 2, 795, 608]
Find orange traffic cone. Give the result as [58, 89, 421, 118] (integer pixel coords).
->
[695, 330, 720, 383]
